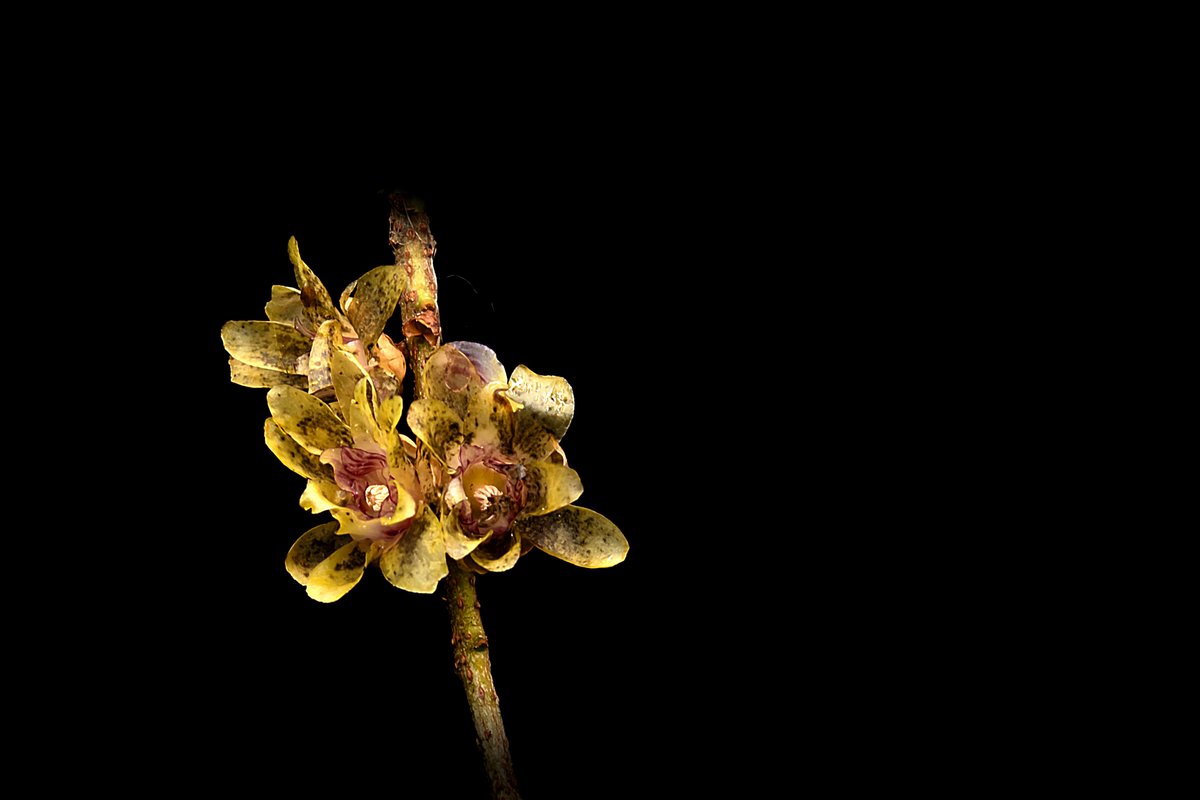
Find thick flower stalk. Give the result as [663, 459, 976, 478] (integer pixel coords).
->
[409, 342, 628, 573]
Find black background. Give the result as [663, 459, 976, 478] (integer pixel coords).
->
[147, 166, 772, 797]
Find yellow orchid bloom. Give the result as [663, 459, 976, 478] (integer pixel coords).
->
[268, 348, 447, 602]
[221, 236, 407, 396]
[408, 342, 628, 573]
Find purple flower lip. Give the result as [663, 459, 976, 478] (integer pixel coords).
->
[321, 445, 400, 520]
[452, 445, 528, 537]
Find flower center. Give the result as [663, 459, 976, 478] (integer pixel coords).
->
[474, 484, 503, 511]
[365, 484, 391, 513]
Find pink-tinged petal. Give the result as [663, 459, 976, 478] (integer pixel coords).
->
[522, 462, 584, 517]
[508, 365, 574, 441]
[267, 385, 354, 454]
[229, 358, 308, 390]
[221, 320, 312, 374]
[422, 344, 481, 420]
[378, 506, 448, 593]
[448, 341, 507, 385]
[305, 540, 367, 602]
[514, 505, 628, 568]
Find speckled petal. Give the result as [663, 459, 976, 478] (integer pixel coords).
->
[378, 506, 448, 593]
[305, 540, 367, 602]
[442, 505, 486, 560]
[515, 505, 628, 568]
[346, 265, 406, 352]
[449, 341, 507, 385]
[508, 365, 574, 441]
[229, 358, 308, 389]
[267, 385, 354, 454]
[265, 285, 302, 323]
[287, 236, 341, 330]
[522, 462, 584, 517]
[407, 398, 464, 466]
[285, 521, 341, 585]
[330, 350, 375, 442]
[512, 415, 557, 462]
[463, 382, 514, 451]
[265, 419, 334, 482]
[221, 321, 312, 374]
[307, 320, 343, 396]
[470, 531, 522, 573]
[422, 345, 479, 420]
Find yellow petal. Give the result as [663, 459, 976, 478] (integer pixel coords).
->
[463, 381, 514, 451]
[508, 365, 574, 441]
[305, 540, 367, 602]
[406, 398, 464, 466]
[353, 376, 381, 442]
[285, 521, 342, 585]
[378, 506, 448, 593]
[267, 385, 353, 454]
[515, 505, 628, 568]
[265, 285, 302, 323]
[221, 320, 311, 374]
[470, 531, 522, 572]
[346, 265, 407, 353]
[306, 319, 343, 396]
[299, 479, 344, 515]
[287, 236, 340, 330]
[265, 419, 334, 482]
[229, 358, 308, 389]
[330, 350, 375, 442]
[522, 462, 584, 517]
[511, 414, 557, 462]
[376, 392, 404, 439]
[375, 333, 407, 384]
[442, 505, 486, 560]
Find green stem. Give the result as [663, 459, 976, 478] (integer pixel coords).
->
[390, 193, 521, 800]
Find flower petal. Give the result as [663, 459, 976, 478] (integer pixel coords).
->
[470, 531, 522, 572]
[463, 381, 515, 452]
[305, 540, 367, 602]
[508, 365, 574, 441]
[515, 505, 628, 568]
[346, 265, 406, 353]
[449, 341, 507, 385]
[267, 385, 354, 454]
[330, 350, 376, 443]
[221, 320, 312, 374]
[299, 479, 344, 515]
[378, 506, 448, 593]
[285, 521, 342, 585]
[229, 358, 308, 389]
[306, 319, 343, 396]
[265, 419, 335, 482]
[265, 285, 302, 323]
[522, 462, 584, 517]
[287, 236, 341, 331]
[406, 398, 464, 466]
[423, 344, 481, 420]
[511, 415, 557, 462]
[442, 504, 486, 560]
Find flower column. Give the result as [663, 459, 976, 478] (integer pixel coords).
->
[389, 193, 520, 800]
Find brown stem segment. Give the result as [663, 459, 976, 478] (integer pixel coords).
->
[446, 560, 520, 800]
[389, 192, 521, 800]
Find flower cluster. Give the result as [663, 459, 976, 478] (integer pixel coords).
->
[222, 238, 627, 601]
